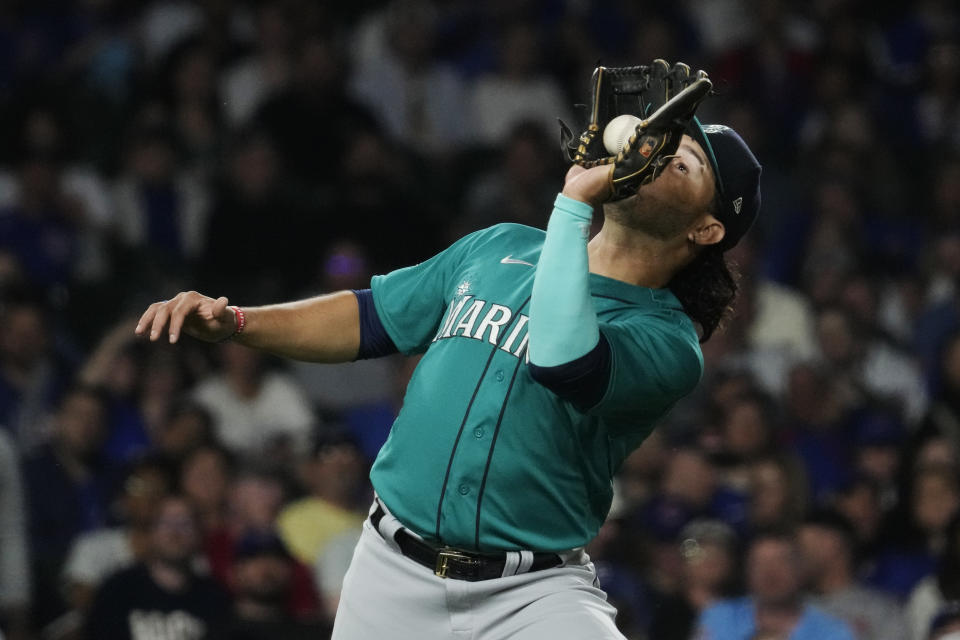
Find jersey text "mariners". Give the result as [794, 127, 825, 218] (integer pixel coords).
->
[431, 296, 530, 361]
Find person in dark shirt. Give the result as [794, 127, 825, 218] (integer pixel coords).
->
[211, 531, 331, 640]
[24, 385, 116, 630]
[85, 494, 231, 640]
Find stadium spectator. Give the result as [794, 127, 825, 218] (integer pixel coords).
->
[60, 456, 172, 635]
[0, 298, 70, 451]
[178, 443, 233, 541]
[456, 120, 563, 235]
[219, 1, 295, 128]
[276, 430, 367, 568]
[211, 531, 331, 639]
[850, 409, 908, 511]
[329, 124, 441, 270]
[833, 476, 885, 556]
[814, 305, 928, 426]
[110, 114, 210, 279]
[84, 493, 231, 640]
[159, 37, 225, 178]
[190, 342, 315, 464]
[722, 236, 818, 395]
[746, 455, 809, 534]
[348, 0, 469, 155]
[23, 385, 118, 630]
[782, 362, 856, 503]
[640, 447, 748, 538]
[467, 21, 574, 147]
[254, 32, 376, 186]
[715, 390, 778, 493]
[650, 518, 741, 640]
[202, 468, 321, 620]
[152, 402, 215, 469]
[695, 531, 855, 640]
[77, 319, 153, 464]
[798, 509, 908, 640]
[0, 150, 81, 292]
[906, 514, 960, 640]
[199, 129, 315, 299]
[869, 464, 960, 599]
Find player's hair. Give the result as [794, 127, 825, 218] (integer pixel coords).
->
[668, 242, 738, 342]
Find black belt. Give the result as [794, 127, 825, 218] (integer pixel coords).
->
[370, 503, 561, 581]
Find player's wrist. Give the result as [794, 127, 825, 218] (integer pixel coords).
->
[220, 305, 246, 342]
[553, 193, 595, 222]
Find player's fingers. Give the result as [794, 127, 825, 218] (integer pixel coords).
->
[147, 299, 174, 342]
[135, 300, 166, 337]
[166, 294, 198, 344]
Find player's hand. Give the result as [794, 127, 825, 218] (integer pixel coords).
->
[135, 291, 237, 344]
[561, 164, 613, 208]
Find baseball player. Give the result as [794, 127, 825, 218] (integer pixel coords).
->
[136, 60, 761, 639]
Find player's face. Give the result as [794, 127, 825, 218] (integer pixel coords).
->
[614, 135, 718, 241]
[658, 134, 717, 203]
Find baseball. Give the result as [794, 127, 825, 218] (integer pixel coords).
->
[603, 114, 643, 155]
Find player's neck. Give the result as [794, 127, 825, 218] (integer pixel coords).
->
[587, 221, 691, 288]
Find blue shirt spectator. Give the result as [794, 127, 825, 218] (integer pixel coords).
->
[695, 531, 855, 640]
[696, 597, 856, 640]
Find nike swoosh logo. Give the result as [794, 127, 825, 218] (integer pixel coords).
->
[500, 255, 535, 267]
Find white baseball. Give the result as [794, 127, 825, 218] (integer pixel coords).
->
[603, 114, 643, 155]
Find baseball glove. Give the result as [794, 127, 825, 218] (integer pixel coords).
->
[559, 60, 713, 200]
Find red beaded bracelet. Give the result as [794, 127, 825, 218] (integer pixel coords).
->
[228, 305, 246, 340]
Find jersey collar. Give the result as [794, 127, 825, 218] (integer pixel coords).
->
[588, 272, 684, 310]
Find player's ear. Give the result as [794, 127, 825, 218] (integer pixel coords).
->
[687, 214, 725, 247]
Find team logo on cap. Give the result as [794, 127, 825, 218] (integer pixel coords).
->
[732, 197, 743, 215]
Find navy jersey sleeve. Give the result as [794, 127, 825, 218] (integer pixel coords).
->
[352, 289, 398, 359]
[591, 310, 703, 422]
[527, 334, 611, 409]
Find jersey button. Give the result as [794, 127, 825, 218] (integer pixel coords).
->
[458, 484, 470, 495]
[473, 427, 485, 439]
[495, 369, 505, 382]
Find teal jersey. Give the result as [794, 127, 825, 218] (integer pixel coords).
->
[369, 223, 703, 552]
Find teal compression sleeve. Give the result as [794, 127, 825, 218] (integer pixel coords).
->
[529, 193, 599, 367]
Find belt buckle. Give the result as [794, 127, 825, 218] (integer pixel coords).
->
[434, 548, 477, 579]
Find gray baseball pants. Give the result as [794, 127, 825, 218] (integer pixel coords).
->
[331, 514, 624, 639]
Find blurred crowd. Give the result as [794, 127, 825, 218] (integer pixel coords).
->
[0, 0, 959, 639]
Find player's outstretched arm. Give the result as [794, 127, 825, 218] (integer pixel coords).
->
[135, 290, 360, 363]
[527, 164, 615, 409]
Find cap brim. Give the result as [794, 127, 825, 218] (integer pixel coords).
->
[686, 116, 724, 196]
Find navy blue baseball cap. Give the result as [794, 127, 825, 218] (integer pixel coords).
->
[234, 531, 293, 561]
[686, 117, 762, 251]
